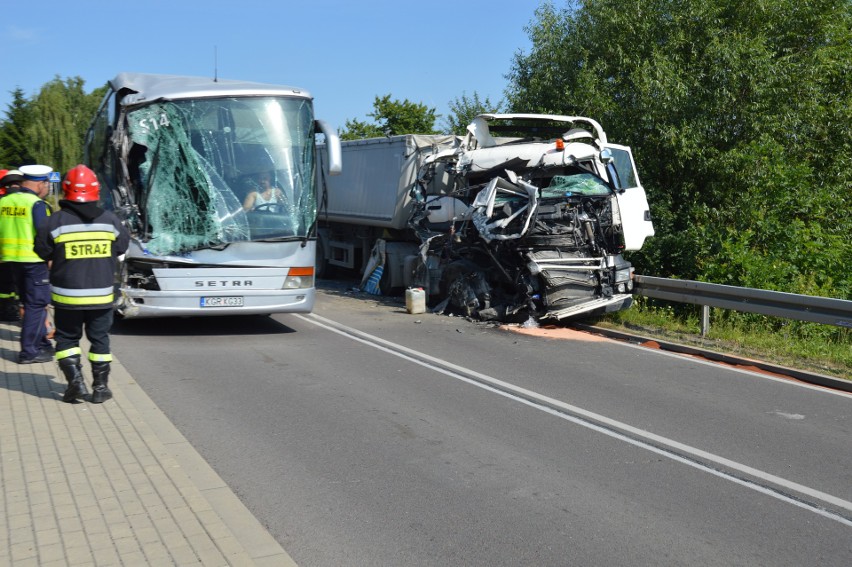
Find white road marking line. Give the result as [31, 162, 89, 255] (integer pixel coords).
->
[299, 313, 852, 527]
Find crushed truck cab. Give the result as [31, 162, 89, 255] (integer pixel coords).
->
[318, 114, 654, 322]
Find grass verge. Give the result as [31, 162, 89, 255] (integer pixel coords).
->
[592, 298, 851, 381]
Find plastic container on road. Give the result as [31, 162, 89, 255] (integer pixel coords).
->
[405, 287, 426, 314]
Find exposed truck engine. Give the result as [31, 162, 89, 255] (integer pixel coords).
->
[316, 114, 654, 322]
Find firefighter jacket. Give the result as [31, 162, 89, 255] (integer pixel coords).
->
[34, 200, 130, 310]
[0, 189, 51, 262]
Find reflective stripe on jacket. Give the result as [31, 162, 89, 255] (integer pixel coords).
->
[51, 284, 115, 306]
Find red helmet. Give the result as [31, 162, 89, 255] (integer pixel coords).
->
[0, 170, 7, 196]
[62, 165, 100, 202]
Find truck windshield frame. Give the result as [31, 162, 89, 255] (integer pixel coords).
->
[122, 96, 316, 255]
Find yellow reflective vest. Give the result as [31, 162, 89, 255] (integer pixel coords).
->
[0, 191, 50, 262]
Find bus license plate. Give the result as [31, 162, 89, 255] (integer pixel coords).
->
[200, 296, 244, 307]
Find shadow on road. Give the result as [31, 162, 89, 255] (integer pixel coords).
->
[316, 277, 409, 311]
[111, 314, 296, 337]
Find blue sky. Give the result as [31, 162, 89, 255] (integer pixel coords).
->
[0, 0, 539, 131]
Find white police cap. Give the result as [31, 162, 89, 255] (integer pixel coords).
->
[19, 164, 53, 181]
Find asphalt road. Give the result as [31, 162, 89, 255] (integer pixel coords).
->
[110, 280, 852, 566]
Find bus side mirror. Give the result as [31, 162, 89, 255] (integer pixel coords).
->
[315, 120, 342, 175]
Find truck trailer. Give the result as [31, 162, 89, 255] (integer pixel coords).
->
[316, 114, 654, 322]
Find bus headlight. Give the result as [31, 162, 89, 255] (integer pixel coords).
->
[283, 267, 314, 289]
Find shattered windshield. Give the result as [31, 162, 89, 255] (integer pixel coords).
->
[540, 173, 611, 198]
[124, 96, 315, 255]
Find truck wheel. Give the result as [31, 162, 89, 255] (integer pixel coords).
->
[378, 264, 395, 295]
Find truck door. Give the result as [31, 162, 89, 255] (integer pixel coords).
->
[605, 144, 654, 250]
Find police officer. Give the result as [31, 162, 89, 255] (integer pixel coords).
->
[35, 165, 130, 403]
[0, 169, 24, 321]
[0, 164, 54, 363]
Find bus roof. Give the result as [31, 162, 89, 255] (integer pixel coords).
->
[110, 73, 313, 106]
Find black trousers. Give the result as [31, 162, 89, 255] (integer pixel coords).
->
[54, 307, 114, 361]
[0, 262, 16, 298]
[10, 262, 51, 358]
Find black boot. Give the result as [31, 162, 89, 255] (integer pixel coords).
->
[90, 361, 113, 404]
[59, 355, 88, 403]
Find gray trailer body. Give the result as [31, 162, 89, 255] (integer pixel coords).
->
[322, 135, 458, 229]
[317, 134, 459, 280]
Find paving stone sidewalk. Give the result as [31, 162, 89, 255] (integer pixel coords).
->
[0, 320, 296, 566]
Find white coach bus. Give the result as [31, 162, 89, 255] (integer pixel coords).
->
[84, 73, 342, 318]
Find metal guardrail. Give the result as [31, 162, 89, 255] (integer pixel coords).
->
[633, 275, 852, 334]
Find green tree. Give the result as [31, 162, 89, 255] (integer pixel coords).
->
[0, 88, 35, 168]
[442, 91, 503, 135]
[339, 118, 384, 141]
[340, 94, 439, 140]
[507, 0, 852, 301]
[24, 76, 107, 173]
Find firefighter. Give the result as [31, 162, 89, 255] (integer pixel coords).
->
[0, 164, 54, 363]
[0, 169, 23, 321]
[35, 165, 130, 403]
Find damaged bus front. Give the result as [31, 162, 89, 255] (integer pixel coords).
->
[84, 73, 341, 318]
[411, 114, 655, 321]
